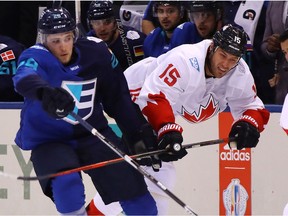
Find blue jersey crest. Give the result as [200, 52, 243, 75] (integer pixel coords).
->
[62, 78, 97, 124]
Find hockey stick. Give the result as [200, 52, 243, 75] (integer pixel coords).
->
[1, 137, 234, 181]
[75, 0, 87, 36]
[69, 111, 197, 215]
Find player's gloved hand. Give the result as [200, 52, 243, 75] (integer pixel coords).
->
[157, 123, 187, 162]
[38, 86, 75, 118]
[229, 121, 260, 150]
[132, 124, 162, 172]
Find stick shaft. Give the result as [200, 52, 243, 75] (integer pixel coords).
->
[69, 112, 197, 215]
[18, 137, 232, 180]
[75, 0, 87, 36]
[75, 0, 81, 24]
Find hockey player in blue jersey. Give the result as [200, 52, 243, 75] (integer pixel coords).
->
[0, 35, 25, 101]
[143, 1, 188, 57]
[86, 0, 146, 70]
[170, 1, 223, 49]
[12, 7, 159, 216]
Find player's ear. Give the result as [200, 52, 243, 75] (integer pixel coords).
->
[209, 42, 215, 52]
[209, 42, 218, 56]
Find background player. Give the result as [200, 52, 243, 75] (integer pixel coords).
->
[143, 0, 188, 57]
[0, 34, 25, 101]
[86, 0, 146, 70]
[170, 1, 223, 48]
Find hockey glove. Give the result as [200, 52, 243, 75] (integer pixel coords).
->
[38, 87, 75, 118]
[157, 123, 187, 162]
[133, 124, 162, 171]
[229, 121, 260, 150]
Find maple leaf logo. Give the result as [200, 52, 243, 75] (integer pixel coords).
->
[179, 94, 220, 123]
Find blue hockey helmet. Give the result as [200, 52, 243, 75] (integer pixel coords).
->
[213, 24, 248, 57]
[87, 0, 114, 21]
[38, 7, 76, 34]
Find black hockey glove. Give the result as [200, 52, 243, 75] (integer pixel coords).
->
[125, 123, 162, 172]
[157, 123, 187, 162]
[229, 121, 260, 150]
[38, 87, 75, 118]
[122, 123, 162, 172]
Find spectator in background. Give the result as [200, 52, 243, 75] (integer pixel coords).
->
[0, 35, 25, 101]
[143, 0, 188, 57]
[280, 30, 288, 63]
[170, 1, 223, 48]
[87, 0, 146, 70]
[261, 1, 288, 104]
[221, 0, 275, 104]
[242, 1, 275, 104]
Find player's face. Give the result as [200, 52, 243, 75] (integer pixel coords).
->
[46, 32, 74, 64]
[191, 11, 217, 39]
[90, 18, 117, 43]
[157, 5, 182, 32]
[280, 39, 288, 62]
[210, 47, 240, 78]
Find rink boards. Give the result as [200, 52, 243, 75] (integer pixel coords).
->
[0, 103, 287, 215]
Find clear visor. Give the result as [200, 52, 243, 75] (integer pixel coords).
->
[38, 28, 79, 44]
[189, 11, 214, 22]
[153, 6, 179, 17]
[90, 18, 115, 27]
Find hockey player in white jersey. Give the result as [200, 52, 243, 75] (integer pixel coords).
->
[278, 29, 288, 216]
[279, 29, 288, 137]
[88, 24, 270, 215]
